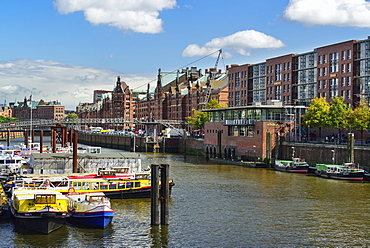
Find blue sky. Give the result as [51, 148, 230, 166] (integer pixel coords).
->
[1, 0, 370, 110]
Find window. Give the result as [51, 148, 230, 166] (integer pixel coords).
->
[347, 77, 351, 86]
[347, 63, 351, 73]
[35, 195, 56, 204]
[347, 50, 352, 59]
[341, 50, 346, 60]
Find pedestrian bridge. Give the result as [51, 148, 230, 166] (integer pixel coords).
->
[0, 118, 184, 130]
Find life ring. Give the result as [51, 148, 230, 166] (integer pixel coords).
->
[44, 179, 51, 186]
[68, 187, 76, 194]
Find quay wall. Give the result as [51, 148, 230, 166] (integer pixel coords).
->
[77, 132, 182, 153]
[76, 132, 370, 167]
[279, 141, 370, 168]
[0, 131, 24, 141]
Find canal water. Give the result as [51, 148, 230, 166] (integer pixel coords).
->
[2, 142, 370, 247]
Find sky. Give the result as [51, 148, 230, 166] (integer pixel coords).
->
[1, 0, 370, 110]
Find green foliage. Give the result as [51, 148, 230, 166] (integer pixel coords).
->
[326, 96, 351, 131]
[206, 99, 226, 109]
[186, 99, 225, 129]
[348, 101, 370, 132]
[186, 110, 210, 130]
[0, 116, 17, 123]
[302, 97, 330, 128]
[65, 113, 79, 119]
[302, 96, 370, 135]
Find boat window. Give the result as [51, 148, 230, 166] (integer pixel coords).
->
[92, 182, 99, 190]
[72, 182, 82, 190]
[90, 196, 103, 203]
[109, 182, 117, 189]
[134, 182, 140, 188]
[83, 182, 91, 190]
[118, 182, 125, 189]
[126, 182, 132, 188]
[35, 194, 56, 204]
[100, 182, 109, 189]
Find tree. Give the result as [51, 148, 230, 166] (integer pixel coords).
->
[0, 116, 17, 123]
[185, 99, 225, 130]
[326, 96, 352, 142]
[302, 97, 330, 139]
[349, 101, 370, 145]
[65, 113, 79, 129]
[186, 110, 210, 130]
[65, 113, 79, 119]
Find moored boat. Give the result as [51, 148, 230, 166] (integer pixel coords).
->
[0, 185, 9, 218]
[274, 158, 310, 173]
[9, 190, 69, 234]
[67, 192, 114, 228]
[315, 163, 364, 181]
[8, 173, 175, 199]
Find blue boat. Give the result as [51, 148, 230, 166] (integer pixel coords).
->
[67, 192, 114, 228]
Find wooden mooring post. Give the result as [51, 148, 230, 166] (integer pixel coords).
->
[151, 163, 170, 226]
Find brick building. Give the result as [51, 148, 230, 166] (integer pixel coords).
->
[203, 101, 305, 161]
[135, 67, 228, 130]
[76, 76, 135, 130]
[0, 106, 12, 118]
[228, 36, 370, 108]
[12, 97, 65, 120]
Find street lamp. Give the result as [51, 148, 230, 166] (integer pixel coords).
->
[253, 145, 256, 162]
[331, 149, 335, 164]
[292, 147, 295, 158]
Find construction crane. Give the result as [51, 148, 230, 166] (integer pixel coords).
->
[203, 49, 222, 109]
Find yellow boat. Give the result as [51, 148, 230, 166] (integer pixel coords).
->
[10, 190, 69, 234]
[0, 185, 9, 218]
[9, 173, 175, 199]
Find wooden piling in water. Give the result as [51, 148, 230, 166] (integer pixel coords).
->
[6, 130, 10, 147]
[73, 132, 78, 173]
[151, 163, 170, 226]
[151, 164, 160, 225]
[160, 164, 169, 225]
[25, 130, 29, 148]
[52, 130, 56, 153]
[40, 130, 44, 153]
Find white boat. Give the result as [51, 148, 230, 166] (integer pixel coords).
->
[67, 192, 114, 228]
[0, 149, 28, 174]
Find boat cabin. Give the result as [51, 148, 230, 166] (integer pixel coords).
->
[85, 193, 105, 203]
[34, 194, 57, 204]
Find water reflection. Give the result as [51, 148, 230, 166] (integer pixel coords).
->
[4, 144, 370, 246]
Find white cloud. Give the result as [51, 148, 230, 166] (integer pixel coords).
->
[0, 59, 154, 110]
[284, 0, 370, 27]
[182, 30, 285, 58]
[53, 0, 177, 33]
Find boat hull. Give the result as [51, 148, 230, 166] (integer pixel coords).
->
[315, 170, 364, 181]
[11, 210, 68, 234]
[274, 165, 309, 173]
[69, 210, 114, 228]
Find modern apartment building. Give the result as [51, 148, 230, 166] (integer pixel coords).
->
[228, 36, 370, 108]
